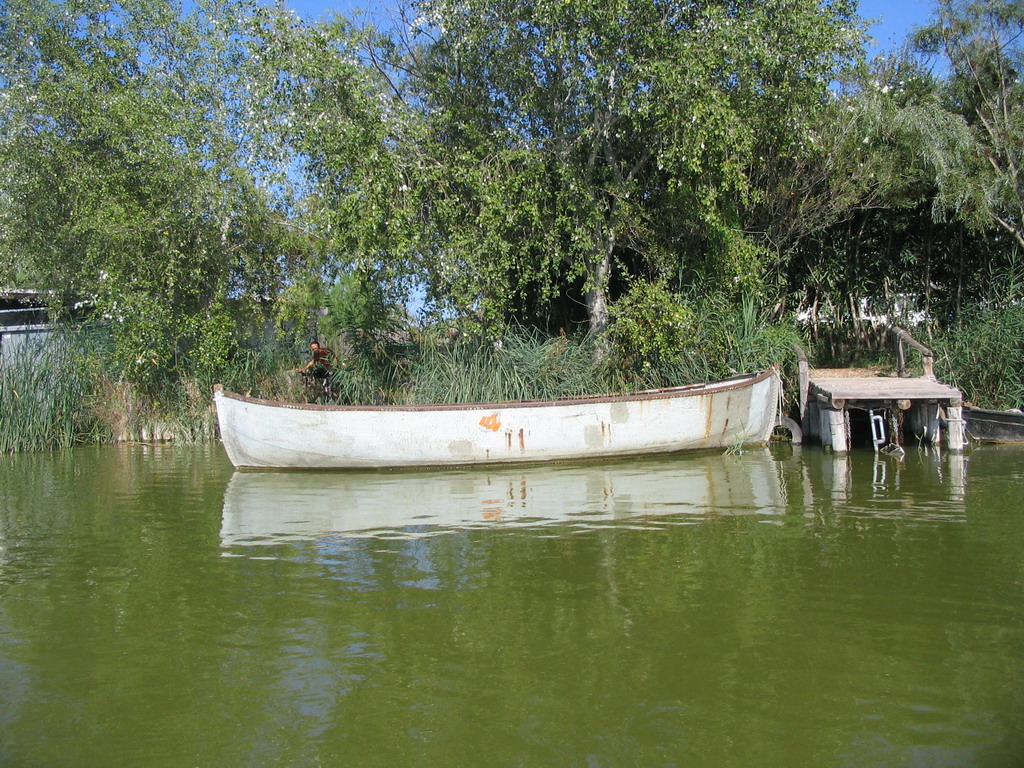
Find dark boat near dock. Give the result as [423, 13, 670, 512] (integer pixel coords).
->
[964, 406, 1024, 443]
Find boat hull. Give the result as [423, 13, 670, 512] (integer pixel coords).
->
[964, 407, 1024, 443]
[213, 370, 780, 469]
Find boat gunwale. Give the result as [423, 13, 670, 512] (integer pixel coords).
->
[965, 406, 1024, 420]
[214, 369, 774, 413]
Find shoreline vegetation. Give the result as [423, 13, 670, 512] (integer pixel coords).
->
[3, 297, 1022, 453]
[8, 301, 798, 451]
[2, 1, 1024, 451]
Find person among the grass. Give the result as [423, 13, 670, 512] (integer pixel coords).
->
[298, 341, 335, 395]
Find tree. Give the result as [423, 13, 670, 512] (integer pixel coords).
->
[776, 53, 980, 327]
[0, 0, 292, 388]
[243, 7, 422, 335]
[915, 0, 1024, 250]
[378, 0, 864, 339]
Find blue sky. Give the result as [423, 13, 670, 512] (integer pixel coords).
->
[858, 0, 935, 53]
[284, 0, 937, 57]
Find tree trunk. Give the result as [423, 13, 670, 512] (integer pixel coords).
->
[585, 243, 612, 355]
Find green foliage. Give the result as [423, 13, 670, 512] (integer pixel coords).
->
[610, 285, 799, 388]
[376, 0, 865, 333]
[321, 326, 617, 407]
[728, 294, 803, 379]
[610, 281, 702, 374]
[321, 272, 405, 349]
[246, 9, 414, 317]
[322, 306, 799, 409]
[934, 266, 1024, 408]
[0, 330, 101, 452]
[402, 330, 616, 405]
[314, 271, 411, 404]
[914, 0, 1024, 251]
[0, 323, 312, 451]
[770, 50, 985, 325]
[0, 0, 293, 392]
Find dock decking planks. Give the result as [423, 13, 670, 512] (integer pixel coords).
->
[809, 376, 962, 407]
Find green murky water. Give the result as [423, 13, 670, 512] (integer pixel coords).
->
[1, 444, 1022, 767]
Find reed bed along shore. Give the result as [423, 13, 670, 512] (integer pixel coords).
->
[2, 311, 801, 452]
[0, 329, 305, 452]
[8, 298, 1020, 453]
[933, 301, 1024, 410]
[0, 335, 97, 452]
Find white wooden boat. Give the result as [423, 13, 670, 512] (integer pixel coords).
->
[213, 369, 780, 469]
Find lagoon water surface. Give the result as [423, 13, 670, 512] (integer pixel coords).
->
[0, 444, 1022, 767]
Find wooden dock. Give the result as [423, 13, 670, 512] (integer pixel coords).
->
[795, 328, 966, 454]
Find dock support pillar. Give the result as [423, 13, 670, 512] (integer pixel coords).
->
[945, 404, 966, 452]
[821, 407, 849, 454]
[805, 399, 820, 443]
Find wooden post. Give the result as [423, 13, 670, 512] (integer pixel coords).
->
[806, 399, 821, 443]
[794, 344, 810, 434]
[822, 406, 848, 454]
[945, 403, 965, 452]
[892, 327, 936, 379]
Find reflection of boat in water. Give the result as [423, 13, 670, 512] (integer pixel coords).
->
[212, 370, 780, 469]
[220, 451, 786, 545]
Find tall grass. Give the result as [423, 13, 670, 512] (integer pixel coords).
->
[92, 339, 308, 443]
[934, 302, 1024, 409]
[620, 292, 800, 394]
[325, 307, 799, 409]
[1, 327, 311, 451]
[930, 263, 1024, 409]
[401, 331, 620, 405]
[2, 304, 802, 451]
[0, 330, 100, 452]
[322, 329, 615, 406]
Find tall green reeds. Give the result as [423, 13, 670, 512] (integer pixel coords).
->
[932, 264, 1024, 409]
[325, 306, 799, 409]
[611, 287, 800, 390]
[935, 302, 1024, 409]
[94, 338, 308, 443]
[0, 326, 312, 451]
[0, 329, 99, 452]
[402, 330, 618, 405]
